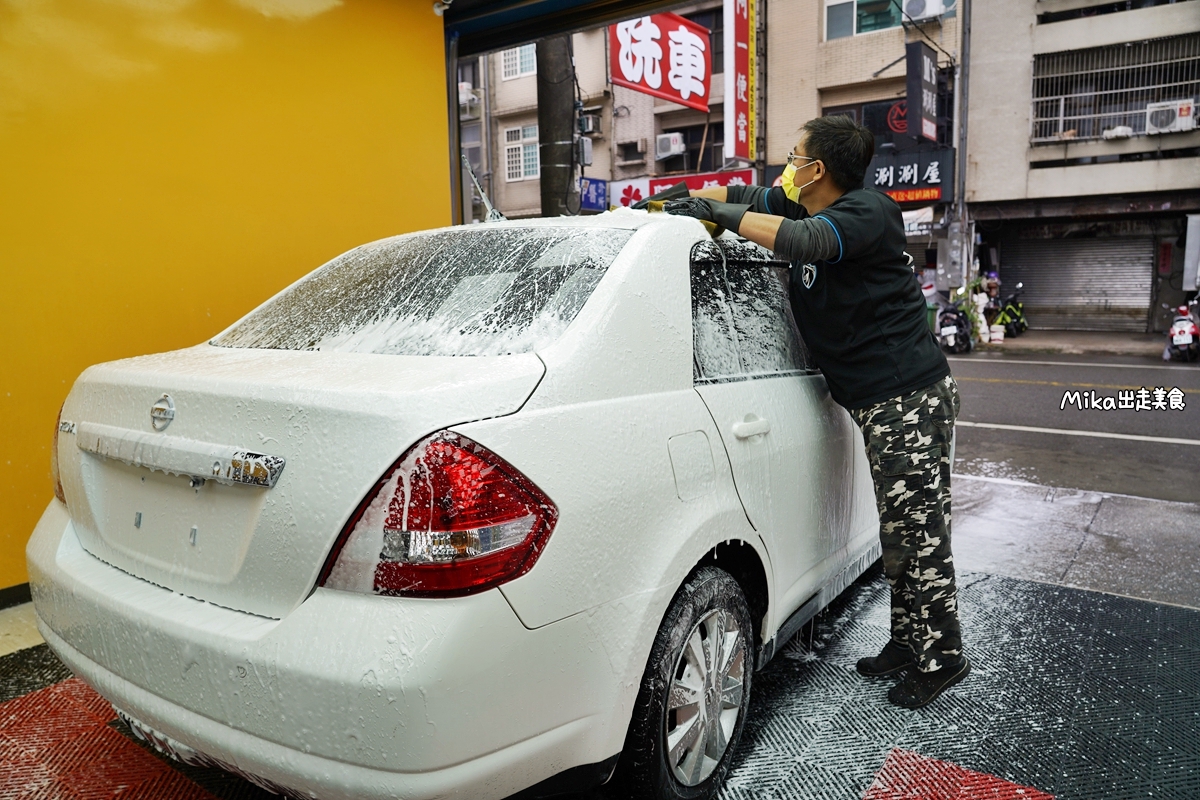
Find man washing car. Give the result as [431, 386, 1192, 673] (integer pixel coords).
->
[654, 114, 968, 709]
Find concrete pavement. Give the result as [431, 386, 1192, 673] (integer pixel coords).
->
[953, 474, 1200, 609]
[965, 329, 1170, 359]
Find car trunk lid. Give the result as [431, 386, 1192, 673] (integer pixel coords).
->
[58, 344, 545, 618]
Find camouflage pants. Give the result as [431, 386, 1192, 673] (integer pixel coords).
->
[849, 375, 962, 673]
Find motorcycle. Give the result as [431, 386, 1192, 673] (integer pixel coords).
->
[937, 289, 974, 354]
[1163, 298, 1200, 362]
[993, 282, 1029, 338]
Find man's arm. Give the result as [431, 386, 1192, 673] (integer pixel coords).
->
[691, 186, 727, 202]
[665, 191, 840, 262]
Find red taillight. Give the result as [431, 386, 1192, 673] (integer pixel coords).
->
[320, 432, 557, 598]
[52, 404, 66, 504]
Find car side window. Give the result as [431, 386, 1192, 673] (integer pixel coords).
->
[690, 241, 814, 383]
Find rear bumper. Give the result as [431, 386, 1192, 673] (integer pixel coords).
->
[27, 501, 624, 800]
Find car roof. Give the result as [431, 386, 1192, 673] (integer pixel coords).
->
[387, 207, 673, 239]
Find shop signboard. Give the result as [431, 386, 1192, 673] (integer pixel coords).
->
[906, 41, 938, 142]
[902, 207, 935, 237]
[611, 169, 756, 207]
[579, 177, 608, 212]
[609, 14, 711, 113]
[723, 0, 756, 162]
[867, 147, 954, 205]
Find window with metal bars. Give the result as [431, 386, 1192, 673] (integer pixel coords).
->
[1030, 33, 1200, 144]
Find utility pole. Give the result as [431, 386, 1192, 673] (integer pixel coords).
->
[536, 35, 577, 217]
[956, 0, 973, 287]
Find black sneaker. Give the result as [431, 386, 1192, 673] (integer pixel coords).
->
[856, 640, 915, 678]
[887, 656, 971, 709]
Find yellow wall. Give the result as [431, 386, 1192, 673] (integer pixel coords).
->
[0, 0, 452, 590]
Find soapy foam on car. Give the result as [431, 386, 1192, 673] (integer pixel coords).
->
[212, 227, 631, 358]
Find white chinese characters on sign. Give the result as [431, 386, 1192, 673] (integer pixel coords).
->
[923, 161, 941, 184]
[616, 17, 663, 89]
[724, 0, 753, 161]
[667, 27, 707, 100]
[612, 13, 711, 112]
[898, 163, 918, 185]
[645, 168, 755, 196]
[875, 165, 894, 188]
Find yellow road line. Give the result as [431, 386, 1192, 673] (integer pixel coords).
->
[954, 376, 1200, 393]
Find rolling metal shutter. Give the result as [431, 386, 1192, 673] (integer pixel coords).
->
[999, 238, 1153, 332]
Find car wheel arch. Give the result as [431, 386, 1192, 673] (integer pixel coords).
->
[689, 538, 771, 669]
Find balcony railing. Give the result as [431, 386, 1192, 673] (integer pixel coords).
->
[1030, 33, 1199, 144]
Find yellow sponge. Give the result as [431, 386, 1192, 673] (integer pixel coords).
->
[643, 200, 724, 238]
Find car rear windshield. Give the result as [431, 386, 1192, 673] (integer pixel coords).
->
[211, 227, 634, 357]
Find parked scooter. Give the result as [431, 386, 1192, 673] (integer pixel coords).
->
[1162, 298, 1200, 362]
[937, 289, 974, 354]
[993, 282, 1029, 338]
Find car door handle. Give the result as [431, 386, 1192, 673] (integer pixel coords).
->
[732, 415, 771, 439]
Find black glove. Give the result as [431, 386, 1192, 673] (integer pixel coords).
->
[631, 181, 691, 210]
[662, 198, 751, 235]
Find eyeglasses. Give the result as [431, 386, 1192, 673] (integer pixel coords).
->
[787, 153, 817, 166]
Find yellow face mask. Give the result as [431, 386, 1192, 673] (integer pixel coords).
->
[780, 160, 817, 204]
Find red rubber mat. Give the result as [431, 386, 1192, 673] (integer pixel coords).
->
[863, 749, 1053, 800]
[0, 677, 215, 800]
[5, 566, 1196, 799]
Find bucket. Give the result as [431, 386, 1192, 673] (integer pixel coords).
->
[978, 325, 990, 344]
[989, 324, 1005, 343]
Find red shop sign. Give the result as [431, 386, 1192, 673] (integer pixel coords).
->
[648, 169, 756, 196]
[610, 13, 711, 113]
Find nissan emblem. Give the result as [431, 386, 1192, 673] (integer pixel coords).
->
[150, 394, 175, 431]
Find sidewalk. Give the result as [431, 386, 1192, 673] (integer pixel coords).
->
[967, 329, 1165, 358]
[952, 474, 1200, 608]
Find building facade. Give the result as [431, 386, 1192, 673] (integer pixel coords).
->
[967, 0, 1198, 332]
[459, 0, 1198, 332]
[462, 0, 965, 289]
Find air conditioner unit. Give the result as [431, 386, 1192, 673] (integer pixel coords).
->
[1146, 99, 1196, 135]
[578, 113, 601, 135]
[656, 132, 686, 160]
[903, 0, 953, 22]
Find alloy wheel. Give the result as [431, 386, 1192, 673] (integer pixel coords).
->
[663, 607, 746, 786]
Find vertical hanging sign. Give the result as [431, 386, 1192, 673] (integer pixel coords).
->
[906, 41, 938, 142]
[724, 0, 755, 162]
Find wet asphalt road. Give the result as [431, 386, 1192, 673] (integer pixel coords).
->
[947, 351, 1200, 503]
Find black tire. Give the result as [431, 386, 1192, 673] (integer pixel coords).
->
[607, 567, 754, 800]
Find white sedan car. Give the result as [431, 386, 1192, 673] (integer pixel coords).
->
[29, 210, 879, 800]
